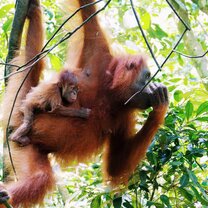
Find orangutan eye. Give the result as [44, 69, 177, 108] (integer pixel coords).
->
[127, 63, 135, 70]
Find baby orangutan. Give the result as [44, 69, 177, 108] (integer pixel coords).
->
[10, 70, 91, 146]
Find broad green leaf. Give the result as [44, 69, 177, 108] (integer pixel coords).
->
[178, 187, 193, 201]
[160, 195, 171, 207]
[139, 170, 147, 184]
[180, 174, 189, 188]
[185, 100, 193, 120]
[154, 24, 168, 39]
[170, 161, 182, 166]
[141, 12, 151, 30]
[91, 195, 101, 208]
[45, 8, 54, 20]
[174, 90, 183, 102]
[178, 55, 184, 66]
[49, 54, 62, 71]
[169, 78, 181, 83]
[3, 18, 12, 32]
[187, 169, 208, 200]
[191, 185, 208, 206]
[146, 151, 157, 165]
[0, 4, 14, 19]
[175, 0, 187, 10]
[186, 169, 198, 185]
[123, 200, 133, 208]
[113, 196, 122, 208]
[195, 116, 208, 121]
[147, 201, 164, 208]
[196, 101, 208, 116]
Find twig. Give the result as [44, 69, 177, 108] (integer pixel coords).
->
[166, 0, 190, 30]
[0, 63, 19, 68]
[129, 0, 161, 71]
[173, 50, 208, 58]
[161, 28, 188, 68]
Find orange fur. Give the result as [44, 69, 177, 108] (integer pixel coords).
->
[1, 0, 168, 207]
[10, 70, 90, 146]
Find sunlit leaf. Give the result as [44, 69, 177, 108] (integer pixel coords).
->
[0, 4, 14, 19]
[175, 0, 187, 10]
[195, 116, 208, 121]
[191, 185, 208, 206]
[141, 12, 151, 30]
[180, 174, 189, 188]
[196, 101, 208, 116]
[91, 195, 101, 208]
[2, 18, 12, 32]
[123, 200, 133, 208]
[160, 195, 171, 207]
[113, 196, 122, 208]
[178, 187, 194, 201]
[147, 201, 164, 208]
[49, 54, 62, 71]
[185, 100, 193, 121]
[174, 90, 183, 102]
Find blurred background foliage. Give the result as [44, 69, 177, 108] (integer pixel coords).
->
[0, 0, 207, 207]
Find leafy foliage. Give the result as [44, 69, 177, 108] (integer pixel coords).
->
[0, 0, 207, 207]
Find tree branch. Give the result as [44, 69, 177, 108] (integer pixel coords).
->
[4, 0, 30, 84]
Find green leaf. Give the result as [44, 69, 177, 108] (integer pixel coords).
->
[45, 8, 54, 20]
[196, 101, 208, 116]
[195, 116, 208, 121]
[141, 12, 151, 30]
[191, 185, 208, 206]
[186, 169, 208, 200]
[0, 4, 14, 19]
[185, 100, 193, 121]
[146, 151, 157, 165]
[180, 174, 189, 188]
[91, 195, 101, 208]
[169, 78, 181, 83]
[160, 195, 171, 207]
[174, 90, 183, 102]
[123, 200, 133, 208]
[154, 24, 168, 39]
[113, 196, 122, 208]
[178, 187, 193, 201]
[186, 169, 198, 184]
[139, 170, 147, 184]
[170, 161, 182, 166]
[49, 54, 62, 71]
[175, 0, 187, 10]
[2, 18, 12, 32]
[147, 201, 164, 208]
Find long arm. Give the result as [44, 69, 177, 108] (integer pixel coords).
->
[104, 84, 168, 185]
[10, 103, 34, 145]
[67, 0, 112, 71]
[50, 105, 91, 119]
[3, 0, 44, 128]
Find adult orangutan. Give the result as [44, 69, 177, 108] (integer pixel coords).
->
[1, 0, 168, 207]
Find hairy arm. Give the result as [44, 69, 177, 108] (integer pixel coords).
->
[104, 83, 168, 185]
[50, 105, 91, 119]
